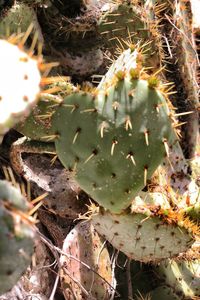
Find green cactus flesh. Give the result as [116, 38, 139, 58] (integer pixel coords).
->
[15, 97, 56, 141]
[183, 203, 200, 222]
[98, 2, 161, 69]
[98, 48, 138, 90]
[16, 81, 77, 141]
[90, 208, 194, 263]
[98, 3, 149, 49]
[0, 180, 29, 211]
[0, 181, 34, 295]
[0, 3, 36, 37]
[60, 221, 112, 300]
[157, 258, 200, 298]
[53, 74, 175, 213]
[149, 286, 180, 300]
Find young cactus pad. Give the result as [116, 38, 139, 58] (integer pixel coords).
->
[98, 2, 149, 51]
[0, 39, 41, 139]
[53, 55, 175, 213]
[90, 207, 194, 263]
[157, 258, 200, 298]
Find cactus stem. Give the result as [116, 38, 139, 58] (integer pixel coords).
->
[3, 201, 36, 226]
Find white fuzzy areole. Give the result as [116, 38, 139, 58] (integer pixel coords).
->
[0, 40, 41, 128]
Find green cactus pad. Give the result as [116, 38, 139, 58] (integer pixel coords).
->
[98, 1, 161, 69]
[0, 3, 36, 37]
[53, 70, 175, 213]
[0, 180, 29, 211]
[16, 81, 77, 141]
[16, 98, 56, 141]
[60, 221, 113, 299]
[98, 3, 149, 48]
[0, 180, 34, 295]
[90, 208, 194, 263]
[98, 47, 138, 90]
[0, 39, 41, 140]
[183, 203, 200, 222]
[157, 258, 200, 298]
[149, 286, 180, 300]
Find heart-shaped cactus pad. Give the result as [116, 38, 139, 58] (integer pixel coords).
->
[52, 70, 175, 213]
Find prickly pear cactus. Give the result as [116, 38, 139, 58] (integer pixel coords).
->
[15, 81, 76, 141]
[156, 252, 200, 298]
[90, 204, 194, 263]
[98, 3, 149, 49]
[0, 0, 199, 299]
[0, 3, 37, 36]
[0, 180, 34, 295]
[53, 48, 176, 213]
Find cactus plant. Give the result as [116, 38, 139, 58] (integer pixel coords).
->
[0, 37, 42, 142]
[97, 0, 162, 70]
[89, 204, 195, 263]
[155, 250, 200, 298]
[0, 0, 199, 299]
[52, 47, 176, 213]
[0, 3, 38, 37]
[0, 180, 34, 295]
[15, 81, 76, 141]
